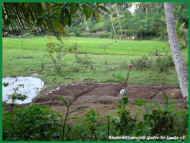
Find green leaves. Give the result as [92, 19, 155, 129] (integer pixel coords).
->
[114, 104, 136, 135]
[12, 93, 27, 101]
[85, 109, 99, 123]
[119, 96, 128, 106]
[46, 41, 64, 74]
[144, 109, 175, 136]
[3, 3, 108, 38]
[135, 99, 146, 106]
[97, 4, 110, 13]
[82, 4, 94, 19]
[60, 4, 72, 26]
[3, 105, 62, 140]
[3, 82, 9, 87]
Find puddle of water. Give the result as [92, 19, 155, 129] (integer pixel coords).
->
[3, 76, 44, 104]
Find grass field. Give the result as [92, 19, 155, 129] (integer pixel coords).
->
[3, 36, 187, 89]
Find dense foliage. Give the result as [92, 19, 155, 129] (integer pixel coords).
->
[3, 3, 188, 47]
[3, 97, 187, 141]
[3, 105, 62, 140]
[65, 3, 188, 44]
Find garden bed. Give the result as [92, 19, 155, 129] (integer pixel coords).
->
[34, 82, 186, 116]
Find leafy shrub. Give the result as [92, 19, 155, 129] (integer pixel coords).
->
[3, 105, 62, 140]
[75, 54, 94, 70]
[144, 109, 175, 136]
[83, 109, 99, 140]
[119, 96, 129, 106]
[67, 109, 101, 140]
[173, 110, 188, 136]
[67, 43, 78, 53]
[130, 55, 174, 73]
[3, 98, 187, 140]
[130, 56, 152, 70]
[166, 103, 188, 136]
[152, 55, 174, 73]
[46, 42, 64, 74]
[112, 72, 125, 82]
[67, 43, 95, 70]
[66, 121, 87, 140]
[92, 31, 112, 38]
[112, 108, 136, 136]
[67, 114, 108, 140]
[90, 22, 105, 32]
[112, 97, 136, 135]
[118, 62, 130, 70]
[152, 49, 162, 56]
[134, 99, 147, 106]
[68, 27, 81, 36]
[79, 32, 93, 37]
[134, 96, 187, 136]
[134, 121, 151, 136]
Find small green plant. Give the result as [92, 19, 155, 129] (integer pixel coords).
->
[75, 51, 94, 70]
[84, 109, 99, 140]
[67, 43, 78, 53]
[67, 113, 108, 140]
[68, 43, 95, 71]
[112, 72, 125, 82]
[130, 56, 152, 70]
[112, 97, 136, 135]
[66, 120, 87, 140]
[173, 110, 188, 136]
[46, 41, 64, 74]
[134, 121, 151, 136]
[113, 108, 136, 136]
[144, 109, 175, 136]
[134, 99, 146, 106]
[3, 82, 27, 112]
[152, 49, 162, 56]
[75, 54, 94, 69]
[118, 62, 130, 70]
[113, 64, 132, 86]
[59, 96, 75, 140]
[152, 55, 174, 73]
[119, 96, 129, 106]
[106, 115, 111, 138]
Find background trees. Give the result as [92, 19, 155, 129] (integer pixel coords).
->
[3, 3, 108, 37]
[3, 3, 188, 45]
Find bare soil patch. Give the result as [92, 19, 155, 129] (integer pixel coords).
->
[33, 82, 186, 116]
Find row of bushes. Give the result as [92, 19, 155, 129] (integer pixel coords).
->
[130, 55, 174, 72]
[3, 96, 187, 141]
[67, 31, 113, 38]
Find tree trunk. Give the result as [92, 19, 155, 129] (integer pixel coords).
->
[84, 17, 89, 32]
[164, 3, 188, 98]
[110, 14, 116, 39]
[116, 5, 122, 39]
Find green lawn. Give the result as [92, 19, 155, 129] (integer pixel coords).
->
[3, 36, 187, 88]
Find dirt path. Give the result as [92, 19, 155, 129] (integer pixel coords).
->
[33, 82, 186, 116]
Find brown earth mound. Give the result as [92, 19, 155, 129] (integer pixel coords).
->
[33, 83, 186, 116]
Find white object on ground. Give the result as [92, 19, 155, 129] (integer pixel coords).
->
[119, 88, 128, 97]
[3, 76, 44, 104]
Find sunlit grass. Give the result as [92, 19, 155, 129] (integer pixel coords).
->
[3, 36, 185, 88]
